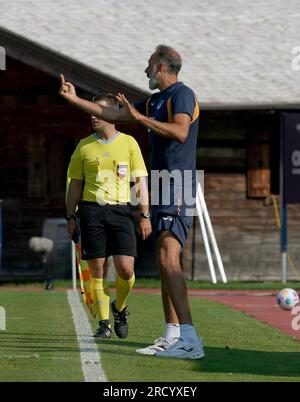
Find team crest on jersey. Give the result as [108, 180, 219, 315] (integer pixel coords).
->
[156, 100, 164, 110]
[117, 163, 128, 178]
[103, 152, 110, 157]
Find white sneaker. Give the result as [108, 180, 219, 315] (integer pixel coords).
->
[155, 337, 205, 360]
[136, 337, 179, 356]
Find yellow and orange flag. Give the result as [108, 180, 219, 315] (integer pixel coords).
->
[75, 244, 97, 320]
[67, 171, 97, 319]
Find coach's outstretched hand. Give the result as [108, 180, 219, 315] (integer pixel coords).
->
[116, 93, 142, 122]
[59, 74, 78, 104]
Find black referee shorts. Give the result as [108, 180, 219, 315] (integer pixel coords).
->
[79, 202, 137, 260]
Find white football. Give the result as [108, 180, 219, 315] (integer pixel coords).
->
[277, 288, 299, 311]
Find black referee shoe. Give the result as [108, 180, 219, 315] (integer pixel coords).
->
[93, 320, 112, 339]
[111, 300, 130, 339]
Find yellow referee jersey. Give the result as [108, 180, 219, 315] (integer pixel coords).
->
[68, 132, 148, 204]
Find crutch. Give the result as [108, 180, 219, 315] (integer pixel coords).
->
[195, 188, 217, 283]
[196, 182, 227, 283]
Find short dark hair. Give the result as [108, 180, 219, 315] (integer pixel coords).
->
[92, 92, 118, 105]
[155, 45, 182, 75]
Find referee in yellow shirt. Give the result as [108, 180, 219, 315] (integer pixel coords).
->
[66, 93, 151, 339]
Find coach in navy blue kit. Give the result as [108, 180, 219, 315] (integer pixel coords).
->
[59, 45, 204, 360]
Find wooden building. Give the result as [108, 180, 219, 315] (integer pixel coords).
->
[1, 0, 300, 280]
[0, 47, 147, 277]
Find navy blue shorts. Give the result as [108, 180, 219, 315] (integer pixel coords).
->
[151, 209, 192, 248]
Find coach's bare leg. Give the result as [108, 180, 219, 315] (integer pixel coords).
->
[157, 251, 179, 324]
[157, 231, 192, 324]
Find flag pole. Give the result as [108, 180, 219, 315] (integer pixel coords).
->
[71, 241, 77, 290]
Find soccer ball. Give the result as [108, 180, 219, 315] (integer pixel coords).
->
[277, 288, 299, 311]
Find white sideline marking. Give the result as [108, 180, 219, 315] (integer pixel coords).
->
[3, 354, 40, 359]
[67, 290, 107, 382]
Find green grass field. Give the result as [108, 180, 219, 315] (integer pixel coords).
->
[0, 291, 82, 381]
[3, 278, 300, 290]
[1, 288, 300, 382]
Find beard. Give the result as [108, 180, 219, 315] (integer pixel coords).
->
[149, 76, 158, 90]
[148, 65, 158, 90]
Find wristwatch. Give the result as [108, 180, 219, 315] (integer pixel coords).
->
[65, 214, 77, 222]
[141, 212, 151, 219]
